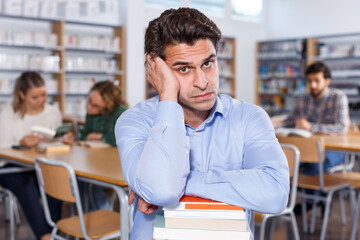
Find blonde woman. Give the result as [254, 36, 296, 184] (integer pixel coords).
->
[0, 72, 66, 240]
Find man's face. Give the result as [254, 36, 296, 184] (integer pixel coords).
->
[307, 72, 330, 99]
[164, 39, 219, 117]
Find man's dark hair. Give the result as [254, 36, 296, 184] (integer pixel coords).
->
[305, 61, 331, 79]
[145, 8, 222, 60]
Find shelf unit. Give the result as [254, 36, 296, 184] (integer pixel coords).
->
[145, 37, 236, 99]
[255, 38, 307, 116]
[256, 33, 360, 124]
[0, 14, 125, 118]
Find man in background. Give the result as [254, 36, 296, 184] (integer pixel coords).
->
[274, 61, 350, 175]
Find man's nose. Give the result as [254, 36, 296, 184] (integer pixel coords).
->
[194, 69, 208, 90]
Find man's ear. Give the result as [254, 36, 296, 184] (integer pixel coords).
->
[325, 78, 331, 87]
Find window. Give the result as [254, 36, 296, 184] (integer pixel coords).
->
[146, 0, 181, 9]
[231, 0, 263, 22]
[146, 0, 263, 23]
[190, 0, 225, 17]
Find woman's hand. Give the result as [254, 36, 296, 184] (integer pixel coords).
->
[19, 134, 42, 147]
[61, 132, 74, 145]
[86, 133, 103, 141]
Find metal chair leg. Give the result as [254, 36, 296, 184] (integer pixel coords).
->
[350, 190, 360, 240]
[290, 212, 300, 240]
[339, 190, 346, 224]
[310, 201, 317, 233]
[320, 193, 334, 240]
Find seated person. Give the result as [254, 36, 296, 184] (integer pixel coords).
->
[273, 61, 350, 176]
[80, 80, 127, 146]
[0, 72, 68, 240]
[79, 80, 127, 210]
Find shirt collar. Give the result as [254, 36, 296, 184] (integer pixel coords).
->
[204, 95, 225, 125]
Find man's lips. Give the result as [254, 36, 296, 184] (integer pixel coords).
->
[193, 92, 213, 100]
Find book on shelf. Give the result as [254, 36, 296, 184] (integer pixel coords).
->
[153, 214, 250, 240]
[275, 127, 313, 138]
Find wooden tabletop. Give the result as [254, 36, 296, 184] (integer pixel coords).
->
[0, 145, 126, 186]
[323, 132, 360, 152]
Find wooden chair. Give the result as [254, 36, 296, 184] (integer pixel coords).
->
[277, 135, 354, 240]
[255, 144, 301, 240]
[34, 157, 121, 240]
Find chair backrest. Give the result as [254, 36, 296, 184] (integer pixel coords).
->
[277, 135, 327, 189]
[36, 159, 76, 203]
[280, 144, 300, 211]
[35, 157, 89, 237]
[277, 135, 325, 163]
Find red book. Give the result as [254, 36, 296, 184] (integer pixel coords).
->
[164, 196, 244, 211]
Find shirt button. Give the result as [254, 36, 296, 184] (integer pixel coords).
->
[193, 132, 197, 136]
[185, 150, 189, 154]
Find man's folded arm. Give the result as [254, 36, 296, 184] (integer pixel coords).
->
[115, 101, 190, 206]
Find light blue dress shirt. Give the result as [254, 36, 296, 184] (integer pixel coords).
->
[115, 94, 289, 240]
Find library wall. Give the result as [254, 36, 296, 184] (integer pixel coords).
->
[266, 0, 360, 39]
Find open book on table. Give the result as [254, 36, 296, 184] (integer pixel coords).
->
[275, 127, 313, 138]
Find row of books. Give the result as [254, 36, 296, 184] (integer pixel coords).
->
[0, 29, 58, 48]
[0, 0, 117, 19]
[217, 39, 233, 59]
[317, 42, 360, 59]
[218, 60, 233, 78]
[65, 56, 118, 73]
[0, 77, 58, 95]
[258, 40, 303, 53]
[258, 78, 306, 95]
[153, 196, 250, 240]
[65, 98, 87, 118]
[64, 34, 120, 52]
[259, 63, 302, 78]
[0, 53, 60, 72]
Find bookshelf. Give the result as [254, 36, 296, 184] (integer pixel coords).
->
[0, 14, 126, 119]
[256, 34, 360, 124]
[255, 38, 307, 116]
[145, 37, 236, 99]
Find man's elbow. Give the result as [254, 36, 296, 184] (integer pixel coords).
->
[137, 181, 184, 207]
[265, 186, 289, 214]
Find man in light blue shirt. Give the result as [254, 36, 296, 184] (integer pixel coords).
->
[115, 8, 289, 240]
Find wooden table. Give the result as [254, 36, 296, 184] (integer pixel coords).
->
[322, 132, 360, 240]
[323, 132, 360, 153]
[0, 145, 129, 240]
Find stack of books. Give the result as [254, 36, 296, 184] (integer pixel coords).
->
[153, 196, 250, 240]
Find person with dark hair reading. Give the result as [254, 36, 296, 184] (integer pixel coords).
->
[115, 8, 289, 239]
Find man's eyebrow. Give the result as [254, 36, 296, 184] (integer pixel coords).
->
[172, 53, 216, 67]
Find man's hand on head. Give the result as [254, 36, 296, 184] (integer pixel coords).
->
[145, 53, 179, 102]
[295, 118, 312, 131]
[128, 190, 158, 215]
